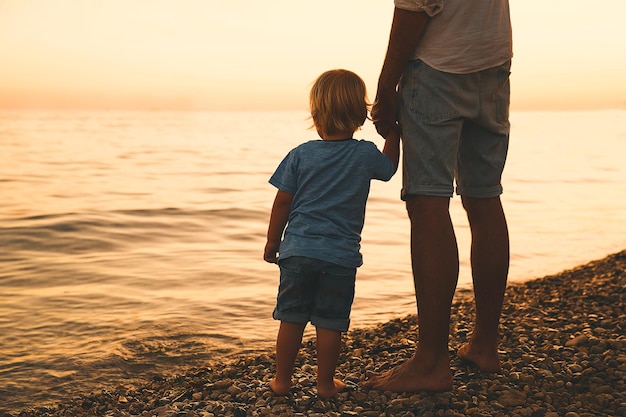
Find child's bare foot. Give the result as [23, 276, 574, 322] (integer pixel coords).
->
[317, 378, 346, 398]
[457, 342, 502, 373]
[269, 378, 291, 396]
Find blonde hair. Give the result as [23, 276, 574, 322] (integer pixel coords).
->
[309, 69, 370, 137]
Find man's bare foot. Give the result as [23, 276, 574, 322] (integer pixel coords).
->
[317, 378, 346, 398]
[269, 378, 291, 396]
[363, 355, 453, 392]
[457, 342, 502, 373]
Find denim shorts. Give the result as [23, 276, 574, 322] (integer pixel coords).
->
[399, 60, 511, 199]
[273, 256, 356, 332]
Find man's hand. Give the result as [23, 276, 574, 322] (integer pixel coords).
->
[372, 85, 399, 139]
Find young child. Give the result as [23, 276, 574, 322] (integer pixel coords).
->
[263, 69, 400, 398]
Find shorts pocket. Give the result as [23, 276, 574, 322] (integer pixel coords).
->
[276, 258, 310, 312]
[495, 65, 511, 124]
[402, 60, 461, 122]
[313, 268, 356, 320]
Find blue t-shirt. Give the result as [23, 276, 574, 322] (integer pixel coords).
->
[269, 138, 395, 268]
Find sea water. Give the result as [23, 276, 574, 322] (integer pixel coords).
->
[1, 109, 625, 412]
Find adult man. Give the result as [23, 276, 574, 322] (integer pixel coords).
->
[365, 0, 513, 392]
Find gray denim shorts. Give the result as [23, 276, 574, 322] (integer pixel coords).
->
[399, 60, 511, 199]
[273, 256, 356, 332]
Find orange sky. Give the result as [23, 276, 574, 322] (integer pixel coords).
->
[1, 0, 625, 111]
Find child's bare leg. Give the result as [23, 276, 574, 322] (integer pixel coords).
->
[315, 326, 346, 398]
[270, 321, 307, 396]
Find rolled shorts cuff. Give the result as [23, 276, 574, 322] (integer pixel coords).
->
[272, 310, 350, 332]
[456, 184, 503, 198]
[311, 315, 350, 333]
[272, 308, 309, 324]
[401, 185, 454, 200]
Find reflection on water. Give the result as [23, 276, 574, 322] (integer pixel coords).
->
[0, 109, 625, 412]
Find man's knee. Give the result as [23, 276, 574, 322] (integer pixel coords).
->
[461, 196, 504, 222]
[405, 195, 451, 222]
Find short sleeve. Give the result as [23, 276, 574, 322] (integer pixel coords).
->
[269, 149, 298, 194]
[362, 141, 396, 182]
[394, 0, 443, 17]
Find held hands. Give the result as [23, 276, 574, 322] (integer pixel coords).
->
[264, 240, 280, 264]
[372, 85, 400, 139]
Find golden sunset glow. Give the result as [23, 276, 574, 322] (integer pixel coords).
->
[1, 0, 624, 111]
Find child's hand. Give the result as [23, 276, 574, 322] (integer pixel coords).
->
[264, 241, 280, 263]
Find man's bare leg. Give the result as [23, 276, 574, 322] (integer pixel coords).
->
[365, 196, 457, 392]
[270, 321, 307, 395]
[457, 196, 509, 373]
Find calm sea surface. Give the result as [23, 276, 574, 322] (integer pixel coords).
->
[1, 109, 625, 412]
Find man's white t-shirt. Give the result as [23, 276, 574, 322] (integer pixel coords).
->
[394, 0, 513, 74]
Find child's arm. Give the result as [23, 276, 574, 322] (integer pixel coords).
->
[382, 130, 400, 173]
[264, 190, 294, 264]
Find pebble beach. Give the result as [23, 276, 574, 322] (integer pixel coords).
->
[13, 250, 626, 417]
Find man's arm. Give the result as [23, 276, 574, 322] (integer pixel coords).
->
[264, 190, 294, 263]
[373, 8, 429, 138]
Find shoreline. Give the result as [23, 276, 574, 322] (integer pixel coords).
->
[13, 250, 626, 417]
